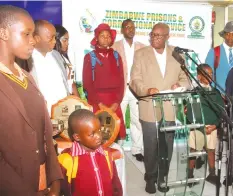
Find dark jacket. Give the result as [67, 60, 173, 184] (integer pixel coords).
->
[0, 71, 63, 195]
[186, 87, 224, 126]
[226, 68, 233, 97]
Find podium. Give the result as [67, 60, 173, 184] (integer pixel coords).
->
[152, 91, 207, 196]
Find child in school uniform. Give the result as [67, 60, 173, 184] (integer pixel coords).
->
[82, 23, 126, 140]
[187, 64, 225, 185]
[0, 5, 62, 195]
[58, 109, 123, 196]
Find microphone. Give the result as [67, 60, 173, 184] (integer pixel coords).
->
[172, 50, 185, 65]
[174, 46, 193, 53]
[172, 50, 194, 85]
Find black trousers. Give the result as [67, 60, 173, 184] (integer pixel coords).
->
[140, 120, 175, 184]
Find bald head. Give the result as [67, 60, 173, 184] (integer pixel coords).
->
[152, 23, 170, 34]
[34, 20, 54, 35]
[0, 5, 31, 29]
[33, 20, 56, 55]
[150, 22, 170, 50]
[68, 109, 99, 141]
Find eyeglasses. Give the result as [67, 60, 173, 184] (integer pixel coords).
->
[149, 32, 168, 39]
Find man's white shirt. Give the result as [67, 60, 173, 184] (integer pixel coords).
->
[153, 46, 167, 78]
[31, 49, 68, 116]
[123, 38, 135, 82]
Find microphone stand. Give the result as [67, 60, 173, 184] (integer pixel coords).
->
[137, 49, 233, 195]
[137, 51, 233, 195]
[183, 51, 233, 196]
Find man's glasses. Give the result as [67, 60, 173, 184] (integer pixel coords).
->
[149, 32, 168, 39]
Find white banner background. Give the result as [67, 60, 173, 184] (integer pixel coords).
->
[62, 2, 213, 193]
[62, 0, 212, 82]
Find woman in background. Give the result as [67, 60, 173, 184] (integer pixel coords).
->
[53, 24, 79, 96]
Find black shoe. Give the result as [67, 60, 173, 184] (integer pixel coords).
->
[145, 180, 156, 194]
[206, 174, 218, 185]
[158, 184, 169, 193]
[133, 153, 144, 162]
[223, 176, 233, 186]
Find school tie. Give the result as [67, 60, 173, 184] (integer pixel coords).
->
[229, 48, 233, 68]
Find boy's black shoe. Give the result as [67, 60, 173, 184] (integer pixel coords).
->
[206, 174, 218, 185]
[145, 180, 156, 194]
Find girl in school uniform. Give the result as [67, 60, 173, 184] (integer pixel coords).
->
[82, 23, 126, 139]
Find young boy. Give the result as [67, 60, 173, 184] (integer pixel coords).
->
[187, 64, 225, 185]
[58, 109, 123, 196]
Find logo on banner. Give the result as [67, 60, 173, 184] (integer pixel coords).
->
[79, 10, 97, 33]
[187, 16, 205, 39]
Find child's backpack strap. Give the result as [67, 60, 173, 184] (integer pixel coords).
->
[58, 151, 114, 181]
[89, 51, 119, 81]
[213, 45, 221, 82]
[214, 46, 221, 69]
[104, 150, 113, 179]
[58, 153, 79, 183]
[89, 51, 102, 81]
[113, 51, 119, 67]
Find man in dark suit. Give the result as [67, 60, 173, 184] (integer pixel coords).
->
[226, 68, 233, 97]
[225, 68, 233, 186]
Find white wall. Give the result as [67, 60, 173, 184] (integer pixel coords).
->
[213, 6, 225, 47]
[212, 4, 233, 47]
[229, 6, 233, 21]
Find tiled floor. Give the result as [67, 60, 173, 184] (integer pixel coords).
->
[125, 141, 233, 196]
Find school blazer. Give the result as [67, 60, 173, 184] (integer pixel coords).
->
[0, 71, 63, 195]
[205, 44, 231, 91]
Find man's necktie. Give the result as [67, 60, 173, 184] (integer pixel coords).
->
[229, 48, 233, 68]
